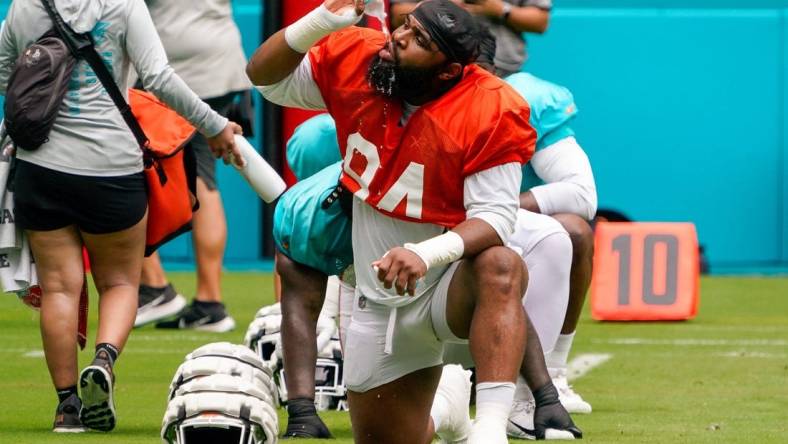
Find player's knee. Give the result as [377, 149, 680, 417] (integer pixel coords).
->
[555, 214, 594, 259]
[471, 246, 527, 299]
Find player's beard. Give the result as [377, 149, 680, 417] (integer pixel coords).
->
[367, 54, 445, 101]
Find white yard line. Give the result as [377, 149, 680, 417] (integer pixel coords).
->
[566, 353, 612, 381]
[22, 350, 45, 358]
[716, 351, 788, 359]
[594, 338, 788, 347]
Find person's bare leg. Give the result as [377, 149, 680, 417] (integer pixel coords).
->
[276, 250, 332, 438]
[445, 246, 526, 384]
[140, 252, 168, 287]
[78, 213, 147, 432]
[192, 178, 226, 303]
[29, 226, 85, 391]
[349, 365, 442, 444]
[444, 246, 527, 442]
[82, 214, 147, 352]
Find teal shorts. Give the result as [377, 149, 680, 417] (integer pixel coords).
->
[273, 162, 353, 276]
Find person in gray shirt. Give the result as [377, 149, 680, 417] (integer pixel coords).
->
[390, 0, 552, 76]
[0, 0, 241, 433]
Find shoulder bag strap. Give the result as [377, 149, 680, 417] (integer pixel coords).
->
[41, 0, 150, 152]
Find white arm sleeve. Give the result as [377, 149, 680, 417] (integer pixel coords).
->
[255, 58, 326, 110]
[529, 136, 598, 220]
[125, 0, 226, 137]
[464, 162, 522, 244]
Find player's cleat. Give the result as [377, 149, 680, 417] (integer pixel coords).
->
[433, 365, 472, 443]
[155, 300, 236, 333]
[135, 284, 186, 327]
[53, 393, 87, 433]
[283, 398, 333, 439]
[507, 398, 537, 439]
[550, 368, 592, 414]
[469, 418, 509, 444]
[79, 352, 116, 432]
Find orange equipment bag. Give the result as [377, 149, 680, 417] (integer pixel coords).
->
[128, 89, 198, 256]
[591, 222, 700, 321]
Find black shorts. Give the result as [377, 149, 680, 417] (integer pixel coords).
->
[192, 91, 241, 190]
[13, 159, 147, 234]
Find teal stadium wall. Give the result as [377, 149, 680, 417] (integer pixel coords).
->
[1, 0, 788, 274]
[524, 0, 788, 274]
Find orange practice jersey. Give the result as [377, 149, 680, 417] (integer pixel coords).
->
[308, 27, 536, 228]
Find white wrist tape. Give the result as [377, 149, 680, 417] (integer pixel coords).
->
[284, 4, 363, 53]
[404, 231, 465, 271]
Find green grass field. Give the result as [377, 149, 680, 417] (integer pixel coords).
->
[1, 273, 786, 443]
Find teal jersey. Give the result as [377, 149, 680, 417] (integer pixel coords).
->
[286, 113, 343, 181]
[273, 162, 352, 276]
[505, 72, 579, 192]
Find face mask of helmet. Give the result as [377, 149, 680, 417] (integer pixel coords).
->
[176, 415, 261, 444]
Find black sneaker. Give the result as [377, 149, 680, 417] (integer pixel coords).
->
[154, 300, 236, 332]
[79, 352, 116, 432]
[53, 393, 87, 433]
[135, 284, 187, 327]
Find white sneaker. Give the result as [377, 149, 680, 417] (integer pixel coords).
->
[551, 368, 592, 414]
[135, 284, 186, 327]
[507, 398, 536, 439]
[433, 365, 472, 443]
[468, 418, 508, 444]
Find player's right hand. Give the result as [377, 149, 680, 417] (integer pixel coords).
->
[373, 247, 427, 296]
[324, 0, 365, 17]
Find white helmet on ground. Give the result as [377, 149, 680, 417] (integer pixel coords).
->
[162, 374, 278, 444]
[245, 303, 348, 411]
[168, 342, 278, 407]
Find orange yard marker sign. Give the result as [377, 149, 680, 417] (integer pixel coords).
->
[591, 222, 700, 321]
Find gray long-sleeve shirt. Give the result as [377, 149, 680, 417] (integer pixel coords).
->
[0, 0, 227, 176]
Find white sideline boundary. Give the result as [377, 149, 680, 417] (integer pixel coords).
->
[595, 338, 788, 347]
[566, 353, 612, 381]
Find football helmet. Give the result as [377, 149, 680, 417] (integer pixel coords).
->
[162, 374, 278, 444]
[245, 303, 347, 411]
[168, 342, 278, 407]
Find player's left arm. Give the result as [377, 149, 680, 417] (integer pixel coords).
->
[519, 137, 598, 220]
[374, 162, 522, 296]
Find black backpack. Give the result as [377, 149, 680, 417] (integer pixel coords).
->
[3, 0, 93, 151]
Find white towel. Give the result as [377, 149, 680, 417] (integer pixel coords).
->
[0, 133, 38, 296]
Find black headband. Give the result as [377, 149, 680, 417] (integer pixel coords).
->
[411, 0, 481, 65]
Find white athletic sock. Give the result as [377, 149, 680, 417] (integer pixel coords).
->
[546, 332, 576, 370]
[474, 382, 515, 428]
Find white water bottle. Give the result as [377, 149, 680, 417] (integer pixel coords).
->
[231, 135, 286, 203]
